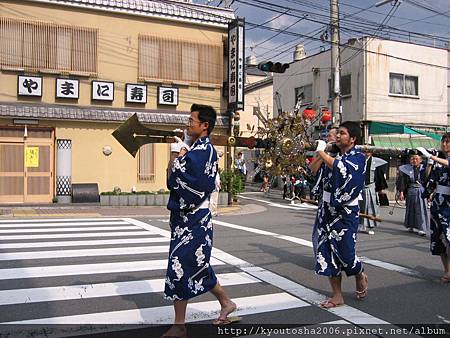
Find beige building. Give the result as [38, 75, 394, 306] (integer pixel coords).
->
[0, 0, 234, 203]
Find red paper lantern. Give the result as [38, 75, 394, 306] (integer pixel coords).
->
[302, 108, 316, 121]
[321, 110, 332, 123]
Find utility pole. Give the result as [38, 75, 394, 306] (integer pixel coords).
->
[330, 0, 341, 125]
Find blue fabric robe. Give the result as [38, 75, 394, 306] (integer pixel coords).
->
[164, 136, 218, 301]
[315, 147, 365, 277]
[311, 163, 325, 257]
[423, 159, 450, 255]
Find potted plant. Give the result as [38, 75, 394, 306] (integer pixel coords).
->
[119, 192, 131, 206]
[136, 191, 149, 206]
[220, 169, 244, 204]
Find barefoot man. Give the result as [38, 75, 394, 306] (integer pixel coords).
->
[162, 104, 237, 338]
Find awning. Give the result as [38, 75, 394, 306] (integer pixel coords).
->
[372, 135, 440, 149]
[369, 122, 443, 140]
[369, 122, 420, 135]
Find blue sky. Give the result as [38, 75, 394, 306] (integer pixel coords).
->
[195, 0, 449, 63]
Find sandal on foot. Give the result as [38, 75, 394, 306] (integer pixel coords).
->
[356, 273, 369, 300]
[212, 316, 242, 326]
[441, 276, 450, 283]
[319, 300, 344, 309]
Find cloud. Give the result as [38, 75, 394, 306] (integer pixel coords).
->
[268, 15, 300, 30]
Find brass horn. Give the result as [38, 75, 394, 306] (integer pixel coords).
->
[112, 114, 270, 157]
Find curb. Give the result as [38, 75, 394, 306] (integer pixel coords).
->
[0, 205, 243, 219]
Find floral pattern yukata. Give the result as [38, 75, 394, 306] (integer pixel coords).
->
[164, 136, 218, 301]
[315, 147, 365, 277]
[423, 158, 450, 256]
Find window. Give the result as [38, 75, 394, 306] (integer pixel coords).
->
[340, 74, 351, 96]
[389, 72, 418, 96]
[138, 144, 155, 182]
[328, 74, 351, 97]
[139, 35, 223, 84]
[0, 17, 97, 74]
[294, 84, 312, 104]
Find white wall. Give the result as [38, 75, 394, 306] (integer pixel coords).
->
[366, 39, 448, 125]
[273, 43, 365, 123]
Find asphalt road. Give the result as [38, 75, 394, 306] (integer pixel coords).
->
[0, 192, 448, 338]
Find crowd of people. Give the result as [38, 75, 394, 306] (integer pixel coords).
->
[160, 103, 449, 336]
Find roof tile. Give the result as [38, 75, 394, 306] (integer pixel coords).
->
[0, 102, 229, 127]
[25, 0, 235, 27]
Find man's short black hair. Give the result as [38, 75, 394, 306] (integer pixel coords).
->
[339, 121, 361, 145]
[191, 104, 216, 135]
[441, 132, 450, 143]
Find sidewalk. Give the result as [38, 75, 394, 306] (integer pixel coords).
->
[0, 203, 242, 219]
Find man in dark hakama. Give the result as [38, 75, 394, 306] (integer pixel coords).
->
[396, 150, 429, 236]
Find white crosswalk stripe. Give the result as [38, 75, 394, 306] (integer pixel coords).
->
[0, 217, 387, 332]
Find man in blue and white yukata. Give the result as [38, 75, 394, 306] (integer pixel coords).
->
[417, 137, 450, 283]
[162, 104, 236, 338]
[314, 121, 369, 308]
[310, 126, 338, 256]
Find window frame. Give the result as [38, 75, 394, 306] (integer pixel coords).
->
[389, 72, 419, 98]
[137, 143, 155, 183]
[0, 17, 98, 76]
[138, 34, 223, 86]
[328, 74, 351, 98]
[294, 84, 313, 106]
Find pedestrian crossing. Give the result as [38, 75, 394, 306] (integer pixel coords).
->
[0, 217, 316, 329]
[0, 217, 387, 336]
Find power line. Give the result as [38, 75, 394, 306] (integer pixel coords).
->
[235, 0, 449, 45]
[403, 0, 450, 18]
[341, 0, 401, 66]
[337, 0, 449, 27]
[246, 9, 291, 31]
[392, 10, 450, 28]
[252, 15, 307, 48]
[245, 20, 449, 70]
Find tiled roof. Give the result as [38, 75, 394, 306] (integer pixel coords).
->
[23, 0, 235, 27]
[0, 102, 229, 127]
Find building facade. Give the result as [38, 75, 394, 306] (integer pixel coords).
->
[274, 38, 448, 132]
[273, 38, 449, 191]
[0, 0, 234, 203]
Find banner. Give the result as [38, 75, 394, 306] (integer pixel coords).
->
[228, 18, 245, 111]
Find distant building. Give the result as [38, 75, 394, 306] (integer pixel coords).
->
[0, 0, 234, 203]
[234, 57, 274, 182]
[274, 37, 449, 191]
[274, 37, 449, 142]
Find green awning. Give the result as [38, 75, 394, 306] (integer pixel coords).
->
[372, 135, 440, 149]
[369, 122, 421, 135]
[409, 128, 442, 141]
[369, 122, 443, 141]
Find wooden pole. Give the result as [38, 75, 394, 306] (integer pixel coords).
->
[299, 197, 382, 222]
